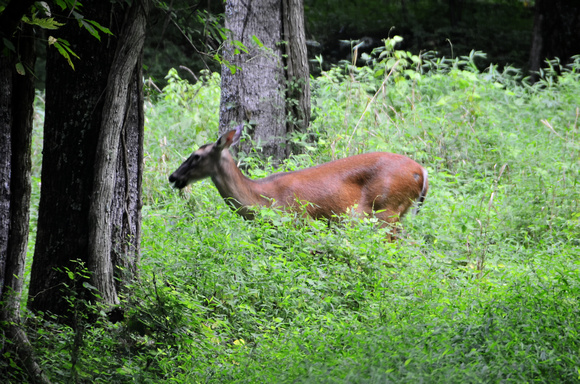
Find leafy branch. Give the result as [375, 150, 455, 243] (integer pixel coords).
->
[0, 0, 114, 72]
[48, 36, 79, 69]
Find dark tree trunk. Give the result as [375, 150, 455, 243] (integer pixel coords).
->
[29, 1, 147, 318]
[529, 0, 580, 82]
[0, 52, 12, 302]
[0, 21, 50, 384]
[282, 0, 311, 155]
[448, 0, 463, 27]
[3, 24, 35, 315]
[28, 2, 117, 316]
[219, 0, 310, 161]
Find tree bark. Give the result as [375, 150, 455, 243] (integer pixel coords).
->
[3, 24, 35, 317]
[282, 0, 311, 155]
[219, 0, 310, 160]
[219, 0, 286, 159]
[109, 65, 144, 295]
[0, 52, 12, 302]
[28, 2, 117, 316]
[29, 1, 147, 318]
[0, 22, 50, 384]
[529, 1, 543, 80]
[88, 0, 148, 306]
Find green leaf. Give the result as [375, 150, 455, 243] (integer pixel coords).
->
[392, 35, 403, 43]
[82, 281, 98, 291]
[71, 10, 83, 21]
[3, 38, 15, 53]
[86, 19, 113, 36]
[251, 35, 264, 48]
[21, 16, 65, 30]
[230, 39, 248, 54]
[54, 0, 67, 10]
[52, 38, 79, 70]
[56, 39, 79, 59]
[15, 62, 25, 75]
[80, 19, 101, 41]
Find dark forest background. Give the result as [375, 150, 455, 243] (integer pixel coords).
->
[27, 0, 579, 88]
[137, 0, 577, 86]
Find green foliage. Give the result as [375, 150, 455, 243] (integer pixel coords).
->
[75, 17, 113, 41]
[18, 49, 580, 382]
[21, 16, 64, 30]
[0, 0, 113, 72]
[48, 37, 79, 69]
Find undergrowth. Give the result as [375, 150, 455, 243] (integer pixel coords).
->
[5, 42, 579, 383]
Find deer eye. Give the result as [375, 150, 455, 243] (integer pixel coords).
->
[191, 154, 200, 163]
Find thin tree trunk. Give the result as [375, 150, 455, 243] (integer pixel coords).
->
[4, 24, 35, 320]
[282, 0, 311, 154]
[0, 23, 50, 384]
[2, 323, 51, 383]
[0, 54, 12, 300]
[528, 0, 543, 82]
[88, 0, 149, 306]
[448, 0, 463, 27]
[528, 0, 580, 82]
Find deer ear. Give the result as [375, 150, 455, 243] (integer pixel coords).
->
[230, 124, 243, 146]
[216, 124, 243, 150]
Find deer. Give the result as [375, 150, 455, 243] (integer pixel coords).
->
[169, 124, 428, 238]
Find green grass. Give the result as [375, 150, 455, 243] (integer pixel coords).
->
[8, 49, 580, 383]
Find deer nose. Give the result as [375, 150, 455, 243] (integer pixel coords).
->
[169, 174, 186, 189]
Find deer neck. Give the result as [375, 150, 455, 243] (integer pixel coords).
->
[211, 151, 266, 217]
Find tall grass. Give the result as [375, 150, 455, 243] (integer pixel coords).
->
[10, 47, 580, 383]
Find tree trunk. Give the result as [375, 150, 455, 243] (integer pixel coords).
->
[282, 0, 311, 155]
[0, 52, 12, 303]
[219, 0, 286, 159]
[109, 63, 145, 295]
[88, 0, 148, 308]
[0, 21, 50, 384]
[28, 2, 117, 317]
[2, 24, 35, 317]
[448, 0, 463, 27]
[529, 0, 580, 82]
[219, 0, 310, 161]
[29, 1, 147, 318]
[528, 0, 543, 80]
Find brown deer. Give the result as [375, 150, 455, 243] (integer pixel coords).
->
[169, 124, 428, 237]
